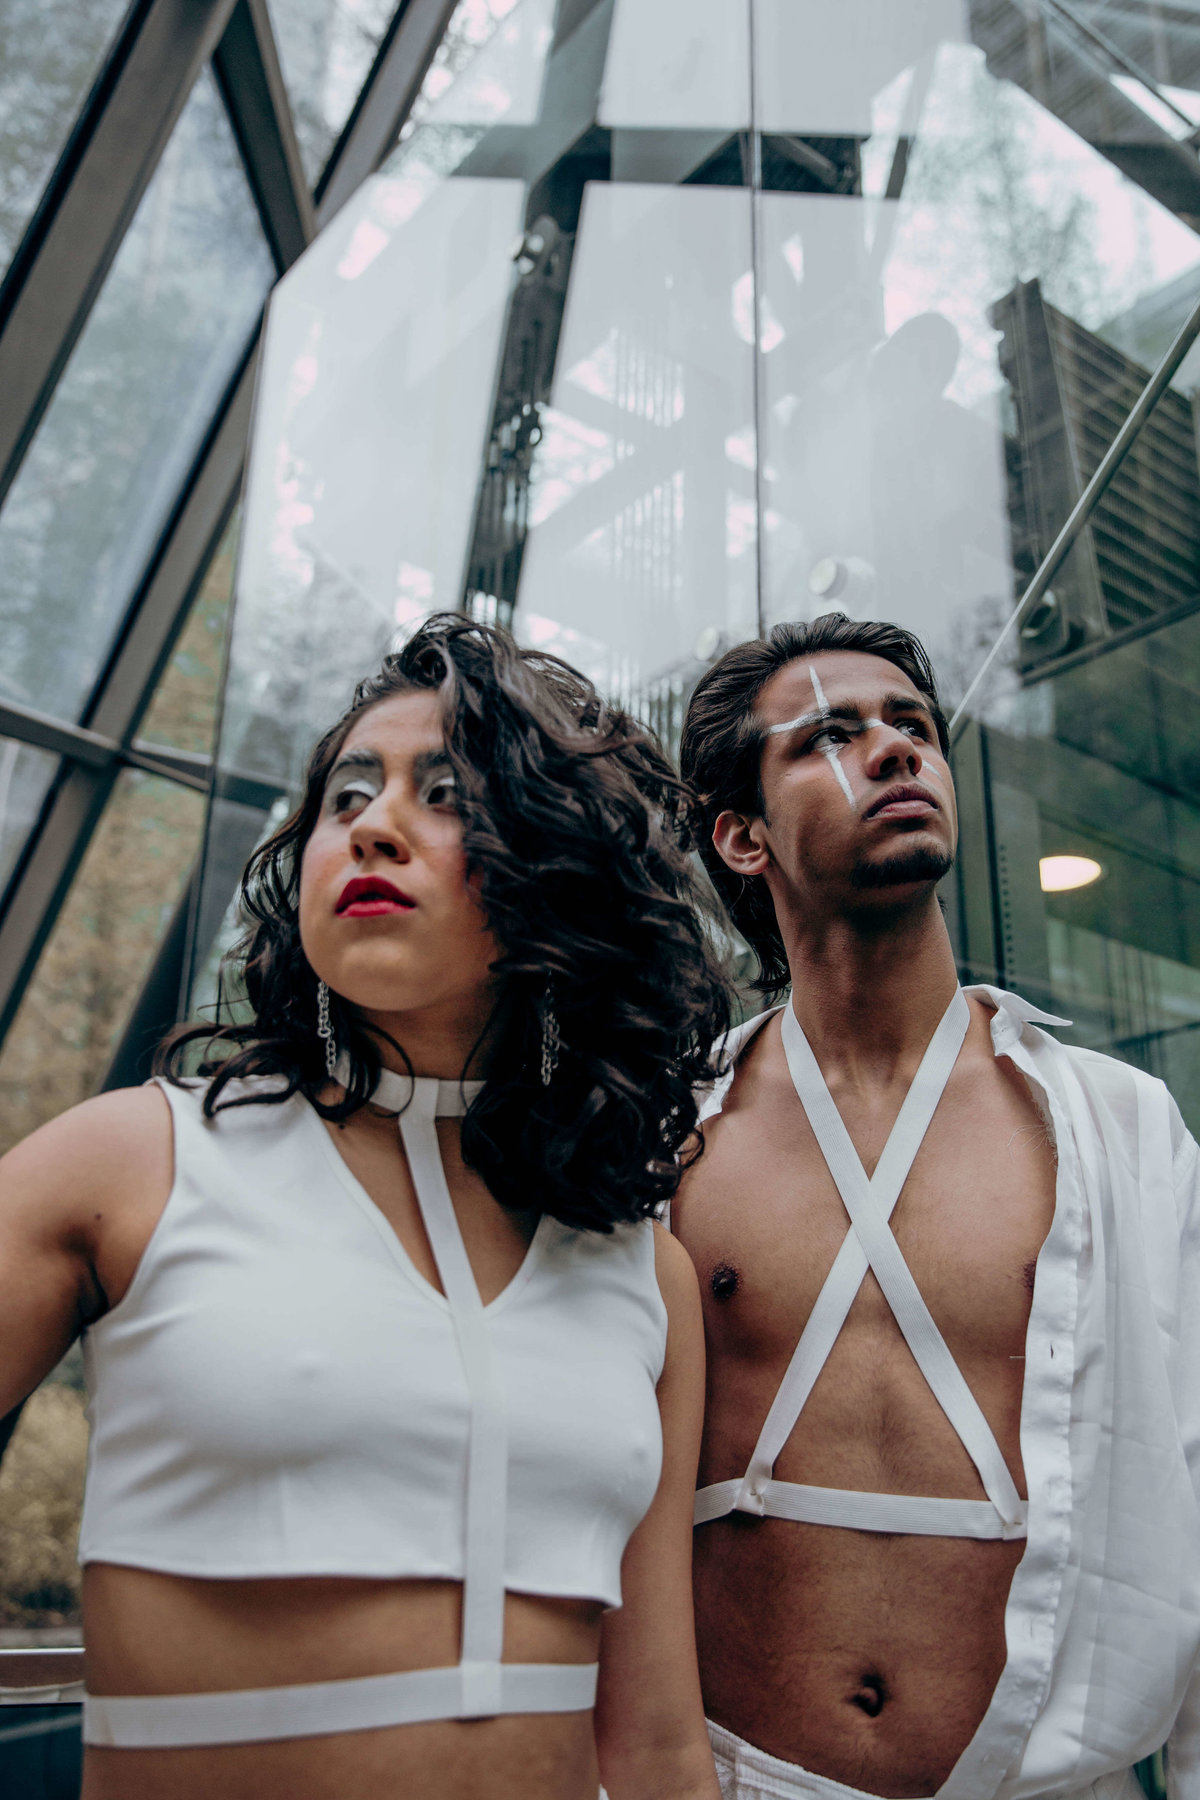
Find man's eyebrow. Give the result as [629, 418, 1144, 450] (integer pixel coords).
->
[766, 702, 862, 736]
[880, 691, 935, 718]
[765, 693, 938, 739]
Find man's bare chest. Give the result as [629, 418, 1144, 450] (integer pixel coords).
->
[678, 1054, 1058, 1381]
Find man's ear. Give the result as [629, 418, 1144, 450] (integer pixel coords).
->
[712, 809, 770, 877]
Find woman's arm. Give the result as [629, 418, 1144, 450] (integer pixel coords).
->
[595, 1223, 720, 1800]
[0, 1086, 171, 1417]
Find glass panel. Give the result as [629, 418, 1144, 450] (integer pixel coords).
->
[266, 0, 397, 184]
[225, 173, 526, 787]
[0, 769, 206, 1159]
[0, 737, 56, 900]
[0, 0, 131, 278]
[0, 67, 273, 724]
[0, 1361, 87, 1635]
[744, 0, 1200, 1135]
[958, 607, 1200, 1130]
[138, 513, 239, 757]
[213, 0, 1200, 1159]
[0, 768, 204, 1635]
[753, 14, 1200, 670]
[513, 181, 757, 700]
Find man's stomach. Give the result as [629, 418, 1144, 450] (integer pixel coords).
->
[81, 1564, 603, 1800]
[693, 1515, 1024, 1799]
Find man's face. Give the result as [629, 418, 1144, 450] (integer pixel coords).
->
[712, 649, 957, 924]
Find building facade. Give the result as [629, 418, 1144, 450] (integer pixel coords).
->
[0, 4, 1198, 1785]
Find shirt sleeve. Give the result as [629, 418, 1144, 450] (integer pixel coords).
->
[1166, 1123, 1200, 1800]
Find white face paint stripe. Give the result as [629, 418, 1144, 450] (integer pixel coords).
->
[821, 744, 857, 807]
[806, 664, 858, 809]
[767, 709, 826, 736]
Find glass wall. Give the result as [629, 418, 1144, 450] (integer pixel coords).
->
[4, 0, 1200, 1715]
[203, 0, 1200, 1139]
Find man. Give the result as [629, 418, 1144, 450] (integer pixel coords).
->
[673, 612, 1200, 1800]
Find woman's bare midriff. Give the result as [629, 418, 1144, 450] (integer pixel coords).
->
[81, 1566, 603, 1800]
[694, 1516, 1022, 1799]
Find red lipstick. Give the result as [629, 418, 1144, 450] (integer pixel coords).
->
[336, 875, 416, 917]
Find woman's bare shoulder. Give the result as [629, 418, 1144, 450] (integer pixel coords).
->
[0, 1084, 173, 1228]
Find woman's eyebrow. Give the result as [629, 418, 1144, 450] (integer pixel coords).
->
[325, 748, 383, 785]
[411, 747, 452, 779]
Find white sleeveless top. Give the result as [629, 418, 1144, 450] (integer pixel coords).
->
[79, 1071, 667, 1748]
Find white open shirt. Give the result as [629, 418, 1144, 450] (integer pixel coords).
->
[694, 985, 1200, 1800]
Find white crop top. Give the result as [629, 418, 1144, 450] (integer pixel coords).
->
[79, 1075, 667, 1606]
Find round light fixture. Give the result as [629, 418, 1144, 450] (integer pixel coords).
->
[1039, 854, 1102, 893]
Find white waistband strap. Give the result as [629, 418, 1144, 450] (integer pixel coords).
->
[697, 989, 1028, 1538]
[83, 1660, 599, 1748]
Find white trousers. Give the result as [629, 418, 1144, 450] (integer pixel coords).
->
[707, 1720, 1148, 1800]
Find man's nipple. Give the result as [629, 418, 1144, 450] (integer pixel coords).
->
[710, 1262, 740, 1301]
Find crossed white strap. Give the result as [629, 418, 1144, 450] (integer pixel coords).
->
[695, 990, 1028, 1541]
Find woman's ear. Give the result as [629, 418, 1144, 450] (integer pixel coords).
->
[711, 809, 770, 878]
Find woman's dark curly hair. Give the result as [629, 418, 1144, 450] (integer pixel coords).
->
[160, 613, 731, 1232]
[680, 612, 947, 999]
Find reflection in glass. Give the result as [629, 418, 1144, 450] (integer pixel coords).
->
[754, 27, 1200, 692]
[266, 0, 397, 184]
[227, 174, 525, 787]
[0, 0, 130, 276]
[208, 0, 1200, 1158]
[0, 736, 56, 900]
[514, 182, 757, 702]
[599, 0, 748, 132]
[0, 769, 205, 1158]
[0, 68, 273, 725]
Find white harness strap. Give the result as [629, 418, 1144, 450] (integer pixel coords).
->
[695, 990, 1029, 1542]
[399, 1078, 508, 1715]
[84, 1069, 598, 1749]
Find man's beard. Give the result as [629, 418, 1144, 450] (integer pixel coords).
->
[849, 842, 954, 891]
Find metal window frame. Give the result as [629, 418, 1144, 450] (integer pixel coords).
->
[0, 0, 456, 1058]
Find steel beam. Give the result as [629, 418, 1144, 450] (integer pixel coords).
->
[213, 0, 316, 271]
[316, 0, 460, 224]
[0, 0, 237, 511]
[0, 346, 257, 1041]
[0, 0, 463, 1047]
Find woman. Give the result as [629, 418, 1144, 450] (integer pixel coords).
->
[0, 615, 730, 1800]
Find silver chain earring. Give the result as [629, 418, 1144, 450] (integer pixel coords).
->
[539, 976, 560, 1087]
[316, 979, 338, 1080]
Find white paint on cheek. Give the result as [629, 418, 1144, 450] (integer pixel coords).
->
[821, 743, 857, 807]
[809, 664, 857, 809]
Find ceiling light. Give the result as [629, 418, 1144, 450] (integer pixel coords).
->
[1039, 855, 1102, 893]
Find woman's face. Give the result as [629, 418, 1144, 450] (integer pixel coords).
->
[299, 690, 501, 1030]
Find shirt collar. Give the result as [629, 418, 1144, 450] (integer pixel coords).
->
[964, 984, 1071, 1054]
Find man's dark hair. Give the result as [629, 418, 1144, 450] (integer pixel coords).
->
[679, 612, 948, 998]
